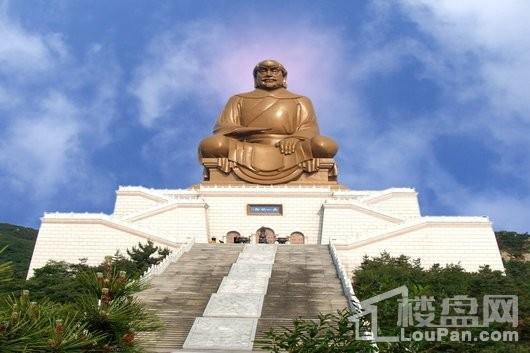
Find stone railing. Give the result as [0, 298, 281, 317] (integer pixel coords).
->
[329, 241, 362, 314]
[330, 241, 377, 345]
[141, 241, 194, 281]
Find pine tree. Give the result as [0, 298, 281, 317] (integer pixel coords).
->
[126, 241, 170, 275]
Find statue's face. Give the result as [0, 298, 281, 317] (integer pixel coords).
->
[255, 63, 285, 90]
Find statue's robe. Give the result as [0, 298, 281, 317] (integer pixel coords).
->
[213, 88, 320, 173]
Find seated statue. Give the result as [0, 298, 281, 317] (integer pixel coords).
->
[198, 59, 338, 185]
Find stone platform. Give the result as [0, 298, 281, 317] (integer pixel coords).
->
[27, 184, 505, 278]
[201, 157, 338, 185]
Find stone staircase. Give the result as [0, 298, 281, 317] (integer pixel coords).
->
[138, 244, 244, 352]
[254, 245, 349, 349]
[138, 244, 348, 352]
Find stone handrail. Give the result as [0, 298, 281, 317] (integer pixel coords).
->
[329, 241, 378, 345]
[141, 241, 194, 281]
[328, 241, 362, 314]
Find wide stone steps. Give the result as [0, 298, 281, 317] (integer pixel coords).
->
[138, 244, 348, 352]
[139, 317, 195, 353]
[138, 244, 244, 352]
[253, 245, 348, 350]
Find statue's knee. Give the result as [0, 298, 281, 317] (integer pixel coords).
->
[199, 135, 229, 158]
[311, 136, 338, 158]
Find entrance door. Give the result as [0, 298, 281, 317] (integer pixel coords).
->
[226, 231, 241, 244]
[290, 232, 305, 244]
[256, 227, 276, 244]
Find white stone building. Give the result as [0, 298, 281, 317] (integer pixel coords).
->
[27, 184, 504, 277]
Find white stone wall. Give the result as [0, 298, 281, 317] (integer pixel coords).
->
[27, 215, 182, 278]
[361, 189, 421, 219]
[336, 218, 504, 274]
[113, 190, 166, 218]
[27, 185, 505, 276]
[110, 186, 422, 246]
[128, 203, 209, 243]
[321, 201, 404, 244]
[201, 192, 327, 244]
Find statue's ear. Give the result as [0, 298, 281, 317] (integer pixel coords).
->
[282, 78, 288, 88]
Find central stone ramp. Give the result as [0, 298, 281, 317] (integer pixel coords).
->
[138, 244, 244, 352]
[183, 244, 276, 351]
[253, 245, 349, 350]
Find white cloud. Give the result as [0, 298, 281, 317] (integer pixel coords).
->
[386, 0, 530, 229]
[129, 20, 349, 128]
[0, 13, 68, 77]
[398, 0, 530, 122]
[0, 93, 81, 193]
[0, 5, 119, 210]
[140, 126, 203, 185]
[459, 194, 530, 233]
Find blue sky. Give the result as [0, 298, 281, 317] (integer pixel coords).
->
[1, 0, 529, 232]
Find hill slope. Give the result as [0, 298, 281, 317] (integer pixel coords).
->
[0, 223, 38, 278]
[496, 231, 530, 261]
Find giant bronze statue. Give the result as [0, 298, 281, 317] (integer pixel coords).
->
[199, 59, 338, 185]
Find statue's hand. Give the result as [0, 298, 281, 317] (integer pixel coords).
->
[276, 137, 299, 155]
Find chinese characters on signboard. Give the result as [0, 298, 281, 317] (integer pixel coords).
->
[247, 204, 283, 216]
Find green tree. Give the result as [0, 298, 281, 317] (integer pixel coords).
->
[0, 247, 13, 287]
[74, 257, 160, 352]
[12, 242, 164, 303]
[110, 251, 141, 277]
[0, 290, 103, 353]
[22, 261, 90, 303]
[496, 231, 530, 259]
[258, 310, 376, 353]
[0, 250, 104, 352]
[352, 253, 529, 353]
[0, 253, 161, 352]
[126, 241, 170, 276]
[0, 224, 37, 280]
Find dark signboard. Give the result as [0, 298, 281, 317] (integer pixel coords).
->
[247, 204, 283, 216]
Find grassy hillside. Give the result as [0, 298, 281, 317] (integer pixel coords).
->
[0, 223, 37, 279]
[496, 231, 530, 261]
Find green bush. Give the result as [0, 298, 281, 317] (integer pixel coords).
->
[353, 253, 530, 353]
[258, 310, 376, 353]
[1, 241, 171, 304]
[0, 246, 163, 352]
[0, 290, 102, 352]
[126, 241, 170, 276]
[73, 257, 160, 352]
[496, 231, 530, 259]
[0, 224, 37, 279]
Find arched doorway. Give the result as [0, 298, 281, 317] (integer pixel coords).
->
[290, 232, 305, 245]
[256, 227, 276, 244]
[226, 231, 241, 244]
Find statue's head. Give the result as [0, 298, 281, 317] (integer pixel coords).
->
[253, 59, 287, 89]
